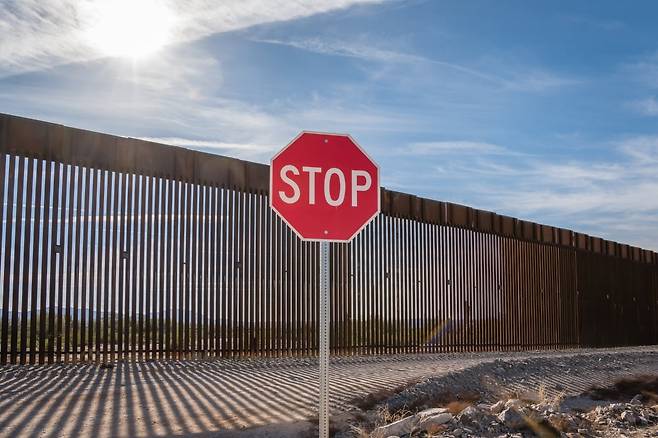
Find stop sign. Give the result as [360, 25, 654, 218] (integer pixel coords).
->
[270, 132, 380, 242]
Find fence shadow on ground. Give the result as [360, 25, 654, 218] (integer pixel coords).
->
[1, 347, 657, 438]
[0, 354, 433, 437]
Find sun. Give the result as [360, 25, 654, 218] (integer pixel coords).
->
[85, 0, 175, 59]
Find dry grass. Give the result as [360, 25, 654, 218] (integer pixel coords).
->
[445, 400, 472, 414]
[534, 382, 567, 410]
[375, 405, 411, 426]
[549, 390, 567, 410]
[404, 389, 481, 412]
[348, 424, 370, 438]
[537, 383, 548, 403]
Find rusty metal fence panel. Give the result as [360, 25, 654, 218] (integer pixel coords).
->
[0, 113, 656, 364]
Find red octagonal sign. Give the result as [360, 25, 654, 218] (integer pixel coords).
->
[270, 132, 380, 242]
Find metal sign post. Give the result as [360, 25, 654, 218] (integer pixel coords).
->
[269, 132, 380, 438]
[319, 241, 330, 438]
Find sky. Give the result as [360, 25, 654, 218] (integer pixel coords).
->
[2, 0, 658, 250]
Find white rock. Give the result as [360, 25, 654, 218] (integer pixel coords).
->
[418, 412, 453, 430]
[372, 415, 416, 437]
[505, 399, 525, 409]
[498, 407, 526, 429]
[416, 407, 449, 419]
[630, 394, 643, 405]
[373, 408, 452, 437]
[459, 405, 480, 417]
[620, 410, 637, 424]
[491, 400, 506, 414]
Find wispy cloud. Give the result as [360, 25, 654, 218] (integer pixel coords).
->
[0, 40, 430, 164]
[503, 69, 580, 92]
[564, 15, 626, 31]
[255, 37, 507, 85]
[628, 96, 658, 116]
[393, 135, 658, 249]
[255, 37, 579, 92]
[0, 0, 384, 76]
[254, 38, 421, 63]
[617, 135, 658, 166]
[404, 141, 509, 155]
[623, 52, 658, 88]
[139, 136, 276, 160]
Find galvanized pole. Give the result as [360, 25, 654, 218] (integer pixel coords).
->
[319, 241, 330, 438]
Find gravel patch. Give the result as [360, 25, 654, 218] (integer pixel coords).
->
[343, 348, 658, 438]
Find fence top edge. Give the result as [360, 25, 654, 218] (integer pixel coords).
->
[0, 112, 269, 191]
[2, 112, 655, 261]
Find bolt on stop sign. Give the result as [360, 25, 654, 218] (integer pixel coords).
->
[270, 132, 380, 242]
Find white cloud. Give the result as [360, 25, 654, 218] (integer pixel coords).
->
[139, 136, 276, 161]
[394, 135, 658, 249]
[503, 69, 580, 92]
[628, 96, 658, 116]
[0, 0, 384, 76]
[255, 38, 421, 64]
[255, 37, 579, 93]
[405, 141, 509, 155]
[617, 135, 658, 165]
[623, 53, 658, 89]
[255, 37, 516, 86]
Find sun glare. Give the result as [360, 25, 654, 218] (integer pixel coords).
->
[85, 0, 175, 59]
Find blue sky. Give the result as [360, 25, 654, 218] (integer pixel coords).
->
[2, 0, 658, 249]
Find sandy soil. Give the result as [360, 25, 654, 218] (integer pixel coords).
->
[0, 346, 656, 437]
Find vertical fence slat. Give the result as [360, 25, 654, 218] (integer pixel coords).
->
[78, 168, 89, 361]
[29, 160, 44, 364]
[62, 165, 75, 363]
[54, 163, 66, 362]
[71, 166, 83, 362]
[19, 158, 34, 364]
[165, 179, 173, 359]
[125, 173, 134, 358]
[191, 182, 199, 357]
[109, 171, 120, 361]
[117, 173, 130, 359]
[97, 170, 106, 362]
[157, 177, 165, 359]
[0, 154, 7, 365]
[202, 185, 210, 356]
[262, 193, 270, 356]
[10, 157, 25, 364]
[172, 179, 181, 359]
[210, 185, 218, 357]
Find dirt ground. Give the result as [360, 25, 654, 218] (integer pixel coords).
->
[0, 346, 656, 437]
